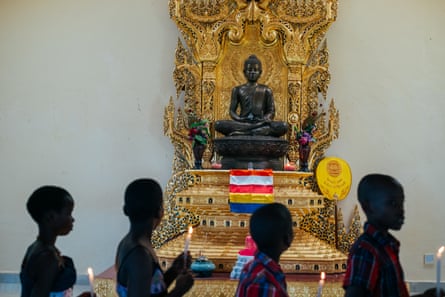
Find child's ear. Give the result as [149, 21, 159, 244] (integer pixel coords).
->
[42, 211, 56, 224]
[155, 207, 164, 219]
[361, 200, 372, 213]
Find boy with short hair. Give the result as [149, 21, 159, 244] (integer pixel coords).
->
[343, 173, 409, 297]
[21, 185, 91, 297]
[235, 202, 293, 297]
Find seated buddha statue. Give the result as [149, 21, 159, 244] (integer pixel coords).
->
[215, 55, 288, 137]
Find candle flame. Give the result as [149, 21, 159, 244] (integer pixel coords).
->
[87, 267, 94, 278]
[87, 267, 95, 297]
[188, 226, 193, 235]
[321, 271, 326, 280]
[438, 246, 445, 258]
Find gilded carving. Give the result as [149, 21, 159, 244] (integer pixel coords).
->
[159, 0, 358, 274]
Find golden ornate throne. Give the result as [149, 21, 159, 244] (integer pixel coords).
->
[156, 0, 362, 275]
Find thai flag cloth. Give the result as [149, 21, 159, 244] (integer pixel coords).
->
[229, 169, 274, 213]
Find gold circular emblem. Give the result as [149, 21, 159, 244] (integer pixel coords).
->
[316, 157, 352, 200]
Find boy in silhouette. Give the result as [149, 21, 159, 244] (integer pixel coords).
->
[235, 202, 293, 297]
[343, 174, 408, 297]
[20, 186, 91, 297]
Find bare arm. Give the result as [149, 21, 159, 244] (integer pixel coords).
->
[164, 252, 191, 287]
[125, 247, 153, 297]
[164, 252, 194, 297]
[29, 251, 59, 297]
[166, 272, 194, 297]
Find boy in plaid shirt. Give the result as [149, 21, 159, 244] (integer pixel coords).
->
[343, 174, 409, 297]
[235, 203, 294, 297]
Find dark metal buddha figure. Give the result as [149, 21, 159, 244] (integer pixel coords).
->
[215, 55, 288, 137]
[214, 55, 289, 170]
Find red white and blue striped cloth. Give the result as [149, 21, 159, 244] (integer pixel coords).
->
[229, 169, 274, 213]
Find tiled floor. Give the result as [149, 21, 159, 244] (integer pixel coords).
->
[0, 281, 428, 296]
[0, 283, 91, 297]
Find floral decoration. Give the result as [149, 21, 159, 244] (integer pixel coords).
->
[295, 107, 325, 146]
[188, 119, 210, 146]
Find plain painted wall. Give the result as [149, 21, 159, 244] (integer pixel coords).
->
[1, 0, 444, 282]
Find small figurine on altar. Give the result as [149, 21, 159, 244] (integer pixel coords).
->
[230, 235, 258, 279]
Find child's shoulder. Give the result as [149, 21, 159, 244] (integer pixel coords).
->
[25, 240, 57, 256]
[22, 241, 60, 275]
[116, 238, 153, 265]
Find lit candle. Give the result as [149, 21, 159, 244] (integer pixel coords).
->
[284, 162, 296, 171]
[184, 226, 193, 268]
[87, 267, 94, 297]
[317, 271, 325, 297]
[437, 246, 444, 297]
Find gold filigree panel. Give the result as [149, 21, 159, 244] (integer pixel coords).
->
[160, 0, 352, 254]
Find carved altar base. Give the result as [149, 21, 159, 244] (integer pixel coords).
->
[155, 169, 348, 275]
[214, 136, 289, 170]
[94, 269, 346, 297]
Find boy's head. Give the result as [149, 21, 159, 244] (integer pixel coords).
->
[27, 185, 74, 224]
[124, 178, 164, 223]
[357, 174, 405, 231]
[249, 203, 293, 255]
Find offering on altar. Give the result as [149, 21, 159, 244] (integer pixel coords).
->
[239, 235, 257, 256]
[230, 235, 257, 279]
[284, 162, 296, 171]
[191, 255, 216, 277]
[211, 162, 222, 169]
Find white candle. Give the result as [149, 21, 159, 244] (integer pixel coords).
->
[87, 267, 94, 297]
[317, 271, 325, 297]
[438, 246, 444, 297]
[184, 226, 193, 267]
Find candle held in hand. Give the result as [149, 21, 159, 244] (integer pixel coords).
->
[87, 267, 94, 297]
[317, 271, 325, 297]
[437, 246, 444, 297]
[184, 226, 193, 268]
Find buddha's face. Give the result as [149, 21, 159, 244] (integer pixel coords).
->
[244, 62, 262, 82]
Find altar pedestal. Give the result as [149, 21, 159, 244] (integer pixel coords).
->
[155, 170, 347, 275]
[213, 136, 289, 170]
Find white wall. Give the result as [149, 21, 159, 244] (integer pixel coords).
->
[329, 0, 445, 281]
[1, 0, 444, 282]
[0, 0, 177, 274]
